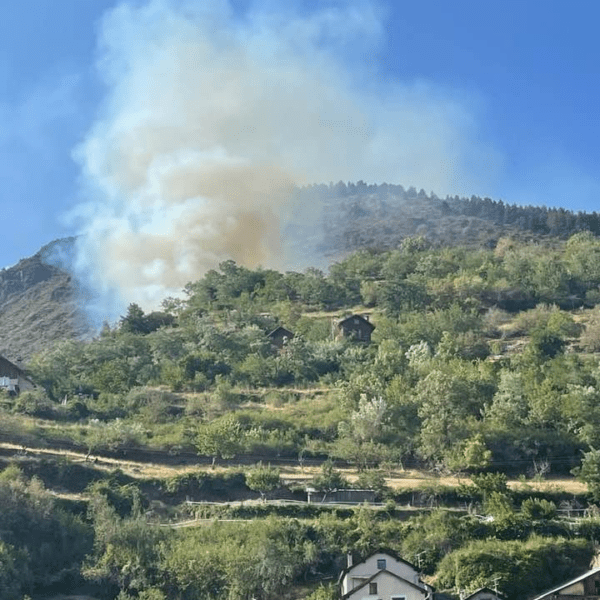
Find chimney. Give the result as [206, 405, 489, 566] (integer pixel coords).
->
[347, 552, 353, 568]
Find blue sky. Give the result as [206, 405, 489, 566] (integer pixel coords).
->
[1, 0, 599, 271]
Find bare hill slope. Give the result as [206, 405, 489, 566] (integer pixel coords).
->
[0, 238, 92, 363]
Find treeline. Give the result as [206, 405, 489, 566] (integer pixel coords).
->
[299, 181, 600, 239]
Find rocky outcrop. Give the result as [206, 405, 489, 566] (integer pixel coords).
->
[0, 238, 92, 363]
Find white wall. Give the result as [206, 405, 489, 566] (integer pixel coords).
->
[345, 570, 427, 600]
[342, 553, 421, 595]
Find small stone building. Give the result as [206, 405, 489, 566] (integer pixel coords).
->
[335, 314, 375, 343]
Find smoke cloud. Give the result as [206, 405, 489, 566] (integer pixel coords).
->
[71, 0, 499, 318]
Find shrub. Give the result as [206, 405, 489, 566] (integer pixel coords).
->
[521, 497, 557, 520]
[12, 390, 55, 418]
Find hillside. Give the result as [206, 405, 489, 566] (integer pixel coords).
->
[0, 238, 92, 362]
[4, 227, 600, 600]
[299, 183, 600, 256]
[3, 186, 599, 363]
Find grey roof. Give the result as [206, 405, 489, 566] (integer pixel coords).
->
[464, 587, 505, 600]
[267, 326, 294, 337]
[337, 314, 375, 329]
[529, 567, 600, 600]
[338, 549, 420, 584]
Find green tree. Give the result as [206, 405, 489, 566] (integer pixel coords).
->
[245, 463, 281, 501]
[401, 510, 472, 574]
[119, 303, 149, 334]
[573, 447, 600, 501]
[0, 474, 91, 597]
[0, 541, 28, 600]
[355, 469, 390, 499]
[485, 370, 528, 430]
[483, 491, 514, 519]
[446, 434, 492, 474]
[521, 497, 557, 520]
[195, 415, 243, 467]
[84, 495, 164, 595]
[436, 537, 592, 600]
[311, 460, 349, 500]
[416, 370, 483, 465]
[470, 472, 509, 501]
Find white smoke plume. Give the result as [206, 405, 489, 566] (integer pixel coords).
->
[71, 0, 499, 318]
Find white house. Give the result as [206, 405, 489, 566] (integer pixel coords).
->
[339, 550, 433, 600]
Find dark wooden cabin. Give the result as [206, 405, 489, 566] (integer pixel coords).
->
[267, 326, 295, 349]
[336, 314, 375, 343]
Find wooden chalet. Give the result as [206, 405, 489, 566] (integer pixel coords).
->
[267, 326, 294, 349]
[335, 314, 375, 343]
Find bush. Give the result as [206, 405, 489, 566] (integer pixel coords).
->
[304, 583, 338, 600]
[12, 390, 55, 418]
[124, 388, 180, 422]
[356, 470, 390, 500]
[521, 497, 557, 520]
[580, 309, 600, 351]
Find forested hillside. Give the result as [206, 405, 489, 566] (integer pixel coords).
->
[23, 231, 600, 474]
[307, 182, 600, 255]
[3, 232, 600, 599]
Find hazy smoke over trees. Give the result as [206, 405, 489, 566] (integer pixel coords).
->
[71, 0, 498, 317]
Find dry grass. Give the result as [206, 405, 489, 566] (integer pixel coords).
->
[1, 442, 588, 494]
[280, 464, 588, 494]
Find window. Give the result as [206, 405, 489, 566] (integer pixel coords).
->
[376, 559, 386, 570]
[391, 596, 406, 600]
[351, 577, 367, 589]
[369, 582, 378, 595]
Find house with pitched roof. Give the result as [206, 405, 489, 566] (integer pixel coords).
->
[463, 588, 504, 600]
[339, 550, 433, 600]
[267, 326, 294, 349]
[335, 314, 375, 343]
[0, 355, 35, 395]
[529, 567, 600, 600]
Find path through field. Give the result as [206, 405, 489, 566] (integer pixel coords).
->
[0, 441, 586, 495]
